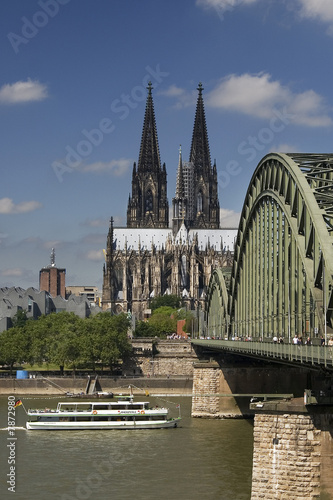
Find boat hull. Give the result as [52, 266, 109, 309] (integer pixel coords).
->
[26, 418, 180, 430]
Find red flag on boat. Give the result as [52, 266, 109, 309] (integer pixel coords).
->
[14, 400, 22, 408]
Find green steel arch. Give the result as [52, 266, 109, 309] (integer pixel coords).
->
[206, 268, 229, 338]
[228, 153, 333, 341]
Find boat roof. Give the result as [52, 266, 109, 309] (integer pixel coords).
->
[58, 400, 149, 406]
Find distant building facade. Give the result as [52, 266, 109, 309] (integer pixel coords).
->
[102, 82, 236, 319]
[66, 286, 101, 305]
[0, 286, 94, 332]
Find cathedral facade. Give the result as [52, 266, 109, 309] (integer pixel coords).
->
[102, 82, 236, 319]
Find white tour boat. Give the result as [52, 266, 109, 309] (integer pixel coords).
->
[26, 395, 181, 430]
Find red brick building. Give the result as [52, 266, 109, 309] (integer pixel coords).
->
[39, 249, 66, 297]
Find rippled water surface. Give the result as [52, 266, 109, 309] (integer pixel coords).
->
[0, 396, 253, 500]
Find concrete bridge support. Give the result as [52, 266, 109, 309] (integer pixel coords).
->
[250, 400, 333, 499]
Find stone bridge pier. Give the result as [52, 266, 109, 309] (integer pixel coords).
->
[191, 357, 309, 419]
[250, 399, 333, 499]
[191, 360, 333, 498]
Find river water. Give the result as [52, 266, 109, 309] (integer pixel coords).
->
[0, 396, 253, 500]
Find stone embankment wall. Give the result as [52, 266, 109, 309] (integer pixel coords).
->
[251, 412, 333, 499]
[0, 376, 193, 396]
[124, 339, 197, 377]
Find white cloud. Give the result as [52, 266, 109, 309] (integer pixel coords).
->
[158, 84, 185, 97]
[85, 250, 104, 261]
[79, 158, 131, 176]
[207, 73, 332, 127]
[270, 143, 299, 154]
[196, 0, 259, 13]
[220, 208, 240, 227]
[0, 198, 42, 214]
[0, 267, 36, 287]
[160, 85, 196, 108]
[297, 0, 333, 25]
[1, 268, 24, 277]
[0, 79, 48, 104]
[197, 0, 333, 33]
[81, 218, 108, 228]
[288, 90, 332, 126]
[43, 240, 63, 250]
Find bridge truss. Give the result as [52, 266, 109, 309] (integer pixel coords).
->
[208, 153, 333, 341]
[206, 268, 229, 338]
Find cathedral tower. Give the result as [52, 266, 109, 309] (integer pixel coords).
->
[102, 80, 234, 318]
[127, 82, 169, 228]
[172, 83, 220, 232]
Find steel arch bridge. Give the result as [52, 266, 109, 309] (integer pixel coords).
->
[207, 153, 333, 341]
[206, 268, 229, 338]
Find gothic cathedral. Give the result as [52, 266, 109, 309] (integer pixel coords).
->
[102, 82, 236, 319]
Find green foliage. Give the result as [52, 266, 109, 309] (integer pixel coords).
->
[11, 309, 28, 328]
[134, 306, 179, 338]
[24, 316, 50, 366]
[133, 303, 197, 338]
[150, 294, 181, 311]
[91, 313, 131, 370]
[47, 313, 83, 371]
[134, 321, 157, 338]
[149, 312, 177, 336]
[0, 326, 31, 374]
[152, 306, 175, 317]
[0, 311, 132, 373]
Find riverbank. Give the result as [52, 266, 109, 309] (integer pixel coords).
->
[0, 376, 193, 396]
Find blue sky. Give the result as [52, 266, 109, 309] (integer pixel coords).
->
[1, 0, 333, 291]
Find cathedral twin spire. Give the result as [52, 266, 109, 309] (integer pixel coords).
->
[137, 82, 162, 174]
[173, 82, 220, 232]
[190, 82, 212, 176]
[127, 82, 168, 229]
[127, 81, 220, 231]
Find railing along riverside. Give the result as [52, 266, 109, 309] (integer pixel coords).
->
[191, 340, 333, 368]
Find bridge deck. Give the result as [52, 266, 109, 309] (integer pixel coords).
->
[191, 340, 333, 369]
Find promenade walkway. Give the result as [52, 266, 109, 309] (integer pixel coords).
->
[191, 339, 333, 370]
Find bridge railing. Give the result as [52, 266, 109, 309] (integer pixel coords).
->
[191, 340, 333, 368]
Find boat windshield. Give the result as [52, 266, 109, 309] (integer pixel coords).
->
[55, 401, 151, 412]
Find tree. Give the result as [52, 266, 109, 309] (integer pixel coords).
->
[46, 312, 83, 372]
[0, 310, 133, 374]
[150, 294, 181, 311]
[93, 313, 132, 371]
[11, 309, 28, 328]
[134, 321, 156, 338]
[0, 327, 30, 375]
[134, 306, 183, 338]
[79, 317, 103, 371]
[149, 312, 177, 337]
[25, 316, 51, 366]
